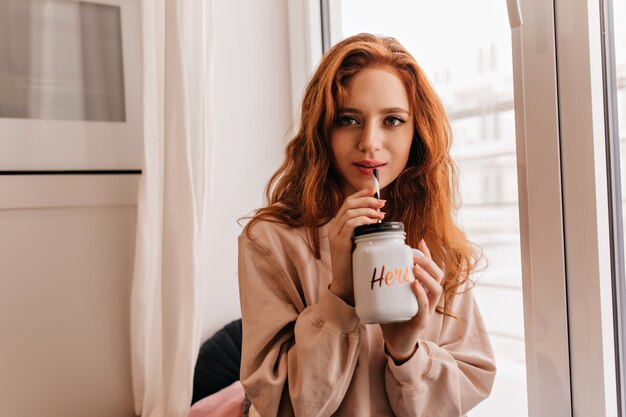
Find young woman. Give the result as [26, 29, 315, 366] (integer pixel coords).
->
[238, 33, 496, 417]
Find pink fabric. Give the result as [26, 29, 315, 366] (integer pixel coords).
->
[187, 381, 245, 417]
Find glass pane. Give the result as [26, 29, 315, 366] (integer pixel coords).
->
[0, 0, 125, 121]
[331, 1, 527, 415]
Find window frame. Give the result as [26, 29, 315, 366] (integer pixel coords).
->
[553, 0, 622, 414]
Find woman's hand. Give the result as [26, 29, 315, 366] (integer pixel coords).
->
[327, 186, 385, 305]
[381, 239, 445, 363]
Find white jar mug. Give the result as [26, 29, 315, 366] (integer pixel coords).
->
[352, 222, 421, 324]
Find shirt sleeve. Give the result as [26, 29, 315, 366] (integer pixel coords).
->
[238, 229, 362, 417]
[384, 288, 497, 417]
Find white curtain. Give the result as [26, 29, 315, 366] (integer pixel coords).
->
[131, 0, 214, 416]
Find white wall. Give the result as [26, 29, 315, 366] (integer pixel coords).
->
[201, 0, 293, 341]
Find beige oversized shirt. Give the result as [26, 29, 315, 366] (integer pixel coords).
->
[238, 220, 496, 417]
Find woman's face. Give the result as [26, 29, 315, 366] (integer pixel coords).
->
[330, 66, 414, 196]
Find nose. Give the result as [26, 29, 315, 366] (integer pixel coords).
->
[357, 122, 382, 153]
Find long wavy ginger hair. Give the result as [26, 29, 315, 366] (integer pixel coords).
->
[246, 33, 480, 314]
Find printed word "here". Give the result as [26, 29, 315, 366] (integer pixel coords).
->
[370, 265, 414, 290]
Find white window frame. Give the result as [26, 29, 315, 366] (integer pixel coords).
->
[289, 0, 623, 414]
[512, 0, 619, 414]
[552, 0, 620, 414]
[508, 0, 572, 414]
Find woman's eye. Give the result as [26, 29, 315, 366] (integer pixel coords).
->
[338, 115, 358, 126]
[384, 116, 405, 126]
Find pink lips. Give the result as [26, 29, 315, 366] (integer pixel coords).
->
[353, 160, 386, 176]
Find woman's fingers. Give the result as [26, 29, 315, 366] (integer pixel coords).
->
[418, 239, 431, 258]
[415, 239, 444, 284]
[338, 215, 381, 238]
[335, 187, 383, 219]
[333, 190, 385, 238]
[415, 256, 445, 284]
[337, 207, 384, 237]
[411, 279, 429, 319]
[342, 195, 385, 214]
[338, 207, 384, 227]
[413, 264, 443, 308]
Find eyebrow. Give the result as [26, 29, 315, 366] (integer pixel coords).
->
[338, 107, 411, 115]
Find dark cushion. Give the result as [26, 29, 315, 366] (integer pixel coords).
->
[191, 318, 243, 405]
